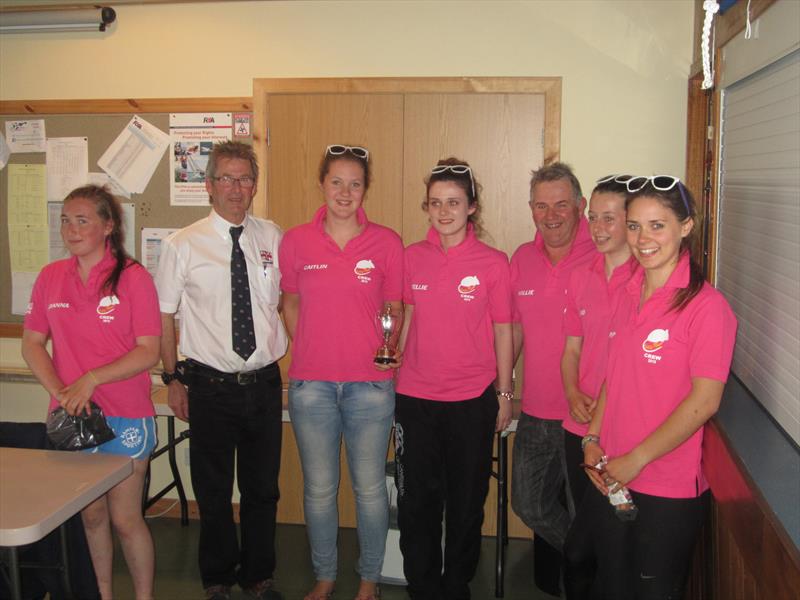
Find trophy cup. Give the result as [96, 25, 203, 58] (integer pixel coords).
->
[374, 305, 398, 365]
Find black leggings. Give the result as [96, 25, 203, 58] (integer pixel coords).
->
[571, 485, 709, 600]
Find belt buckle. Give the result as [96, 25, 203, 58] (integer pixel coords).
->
[236, 371, 256, 385]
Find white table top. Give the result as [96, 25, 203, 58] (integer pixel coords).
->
[0, 447, 132, 547]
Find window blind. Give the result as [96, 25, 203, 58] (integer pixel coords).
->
[716, 48, 800, 445]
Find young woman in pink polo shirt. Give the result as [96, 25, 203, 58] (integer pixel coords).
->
[561, 175, 636, 598]
[394, 158, 513, 600]
[579, 177, 737, 599]
[279, 145, 403, 600]
[22, 185, 161, 600]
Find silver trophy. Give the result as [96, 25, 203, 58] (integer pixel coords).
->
[374, 305, 398, 365]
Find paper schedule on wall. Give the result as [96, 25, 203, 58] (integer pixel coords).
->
[98, 115, 170, 194]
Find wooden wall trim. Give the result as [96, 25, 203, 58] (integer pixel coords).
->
[0, 97, 252, 115]
[0, 324, 23, 338]
[703, 419, 800, 598]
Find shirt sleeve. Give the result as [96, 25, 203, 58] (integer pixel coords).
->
[154, 233, 185, 314]
[510, 252, 522, 323]
[688, 291, 738, 382]
[278, 229, 298, 294]
[126, 265, 162, 338]
[488, 254, 512, 323]
[383, 232, 404, 302]
[23, 267, 51, 335]
[563, 271, 583, 337]
[402, 247, 415, 306]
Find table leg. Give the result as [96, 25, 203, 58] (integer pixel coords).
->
[59, 522, 73, 599]
[166, 418, 190, 526]
[495, 431, 508, 598]
[6, 546, 22, 600]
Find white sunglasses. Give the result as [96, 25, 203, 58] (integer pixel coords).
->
[626, 175, 691, 215]
[326, 144, 369, 161]
[430, 164, 475, 197]
[596, 174, 635, 185]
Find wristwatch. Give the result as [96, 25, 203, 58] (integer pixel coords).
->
[161, 370, 180, 385]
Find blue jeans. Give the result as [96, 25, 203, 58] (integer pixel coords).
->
[288, 379, 395, 582]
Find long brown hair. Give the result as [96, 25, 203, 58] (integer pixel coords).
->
[64, 185, 135, 296]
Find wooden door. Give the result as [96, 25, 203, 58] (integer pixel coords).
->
[265, 93, 404, 232]
[402, 93, 544, 255]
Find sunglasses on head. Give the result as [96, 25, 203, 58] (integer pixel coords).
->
[326, 145, 369, 161]
[626, 175, 691, 215]
[430, 164, 475, 197]
[596, 174, 636, 185]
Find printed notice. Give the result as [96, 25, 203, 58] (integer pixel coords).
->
[142, 227, 179, 279]
[170, 113, 232, 206]
[5, 119, 46, 153]
[7, 164, 48, 272]
[98, 115, 170, 194]
[46, 137, 89, 202]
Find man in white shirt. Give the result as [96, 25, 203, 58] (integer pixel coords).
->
[156, 141, 287, 600]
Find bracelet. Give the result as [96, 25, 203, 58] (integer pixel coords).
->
[87, 370, 99, 385]
[581, 434, 600, 451]
[496, 390, 514, 401]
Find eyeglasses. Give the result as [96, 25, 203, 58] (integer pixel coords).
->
[596, 174, 635, 184]
[326, 145, 369, 161]
[626, 175, 691, 215]
[212, 175, 256, 188]
[430, 164, 475, 197]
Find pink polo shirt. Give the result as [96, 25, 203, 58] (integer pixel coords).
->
[602, 253, 737, 498]
[395, 225, 511, 401]
[24, 250, 161, 418]
[511, 218, 598, 419]
[279, 205, 403, 382]
[562, 254, 638, 436]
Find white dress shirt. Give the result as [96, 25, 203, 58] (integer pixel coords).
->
[156, 209, 288, 373]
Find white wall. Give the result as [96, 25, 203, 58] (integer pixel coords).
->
[0, 0, 694, 186]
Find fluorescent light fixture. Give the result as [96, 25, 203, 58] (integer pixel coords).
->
[0, 7, 116, 34]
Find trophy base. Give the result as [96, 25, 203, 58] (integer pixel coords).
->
[374, 355, 395, 365]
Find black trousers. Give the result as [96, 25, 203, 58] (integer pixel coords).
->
[186, 362, 282, 589]
[563, 430, 599, 600]
[573, 485, 709, 600]
[394, 386, 498, 600]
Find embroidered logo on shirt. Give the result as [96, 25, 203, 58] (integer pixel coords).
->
[411, 284, 429, 291]
[47, 302, 70, 310]
[303, 264, 328, 271]
[458, 275, 480, 301]
[354, 259, 375, 284]
[97, 295, 120, 323]
[517, 289, 535, 296]
[642, 329, 669, 364]
[259, 250, 273, 265]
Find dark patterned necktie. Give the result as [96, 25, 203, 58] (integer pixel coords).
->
[230, 226, 256, 361]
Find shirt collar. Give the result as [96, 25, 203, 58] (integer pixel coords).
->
[425, 223, 478, 256]
[533, 216, 593, 265]
[209, 208, 249, 239]
[69, 244, 117, 289]
[312, 204, 369, 231]
[625, 251, 691, 297]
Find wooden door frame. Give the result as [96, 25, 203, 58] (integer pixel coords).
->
[252, 77, 562, 219]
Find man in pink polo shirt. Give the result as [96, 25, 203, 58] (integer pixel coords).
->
[510, 162, 597, 596]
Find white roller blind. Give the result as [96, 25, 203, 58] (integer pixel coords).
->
[716, 49, 800, 445]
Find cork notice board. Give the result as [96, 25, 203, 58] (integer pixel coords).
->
[0, 98, 252, 333]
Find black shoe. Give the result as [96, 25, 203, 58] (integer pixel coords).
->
[204, 585, 231, 600]
[244, 578, 284, 600]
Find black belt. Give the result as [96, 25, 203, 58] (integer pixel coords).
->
[185, 359, 278, 386]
